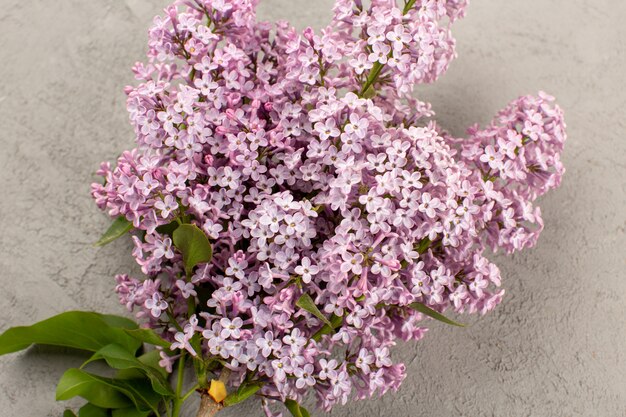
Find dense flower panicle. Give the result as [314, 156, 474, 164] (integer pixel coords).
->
[92, 0, 565, 413]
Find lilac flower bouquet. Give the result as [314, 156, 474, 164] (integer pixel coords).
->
[0, 1, 565, 416]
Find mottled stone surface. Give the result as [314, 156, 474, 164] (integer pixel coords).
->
[0, 1, 624, 416]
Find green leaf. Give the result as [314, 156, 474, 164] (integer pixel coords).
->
[172, 224, 213, 274]
[113, 379, 162, 415]
[83, 344, 174, 396]
[408, 302, 465, 327]
[112, 408, 151, 417]
[0, 311, 141, 356]
[284, 399, 310, 417]
[56, 369, 132, 409]
[136, 349, 168, 378]
[57, 369, 162, 414]
[78, 403, 110, 417]
[223, 382, 261, 407]
[311, 313, 343, 342]
[415, 237, 431, 254]
[284, 399, 301, 417]
[100, 315, 141, 331]
[155, 220, 180, 237]
[58, 369, 163, 415]
[123, 328, 171, 349]
[296, 293, 332, 327]
[95, 217, 133, 247]
[115, 350, 167, 381]
[63, 410, 78, 417]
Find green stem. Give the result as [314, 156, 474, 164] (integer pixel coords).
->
[182, 383, 201, 402]
[403, 0, 417, 14]
[166, 309, 184, 332]
[358, 0, 418, 97]
[172, 352, 187, 417]
[359, 61, 384, 96]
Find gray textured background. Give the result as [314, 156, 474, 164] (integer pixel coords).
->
[1, 0, 624, 416]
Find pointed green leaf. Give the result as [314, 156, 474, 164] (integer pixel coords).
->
[0, 311, 141, 356]
[172, 224, 213, 274]
[115, 350, 167, 380]
[100, 315, 141, 331]
[155, 220, 180, 237]
[112, 408, 151, 417]
[415, 237, 431, 254]
[408, 302, 465, 327]
[114, 367, 145, 381]
[123, 328, 171, 349]
[58, 369, 162, 414]
[113, 378, 162, 415]
[95, 217, 133, 247]
[63, 410, 78, 417]
[296, 293, 332, 327]
[136, 349, 168, 378]
[83, 344, 174, 396]
[78, 403, 109, 417]
[284, 399, 302, 417]
[56, 369, 132, 409]
[284, 399, 310, 417]
[311, 313, 343, 342]
[223, 382, 261, 407]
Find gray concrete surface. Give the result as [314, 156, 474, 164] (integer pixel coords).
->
[1, 0, 625, 416]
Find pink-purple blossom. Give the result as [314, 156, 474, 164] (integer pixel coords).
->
[93, 0, 566, 414]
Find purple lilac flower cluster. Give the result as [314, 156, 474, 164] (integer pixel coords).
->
[92, 0, 565, 413]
